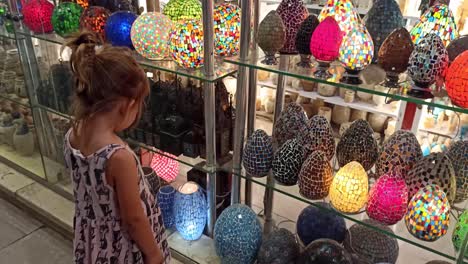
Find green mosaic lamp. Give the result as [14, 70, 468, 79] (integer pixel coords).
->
[163, 0, 202, 22]
[51, 2, 83, 37]
[453, 211, 468, 258]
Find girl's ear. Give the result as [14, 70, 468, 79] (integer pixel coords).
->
[119, 99, 136, 114]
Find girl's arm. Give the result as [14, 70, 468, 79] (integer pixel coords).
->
[107, 149, 163, 263]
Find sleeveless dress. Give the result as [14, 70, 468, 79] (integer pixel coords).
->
[64, 129, 171, 264]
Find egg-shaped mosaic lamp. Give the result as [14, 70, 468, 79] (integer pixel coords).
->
[297, 115, 335, 160]
[131, 12, 173, 60]
[257, 228, 300, 264]
[310, 17, 343, 79]
[276, 0, 309, 54]
[214, 204, 262, 264]
[51, 2, 83, 37]
[169, 19, 204, 68]
[297, 203, 347, 246]
[330, 161, 368, 214]
[318, 0, 360, 33]
[298, 239, 353, 264]
[295, 15, 319, 67]
[366, 173, 408, 225]
[344, 219, 399, 263]
[272, 102, 308, 148]
[157, 185, 176, 228]
[407, 152, 456, 203]
[79, 6, 111, 40]
[243, 129, 273, 177]
[339, 25, 374, 85]
[272, 138, 304, 186]
[410, 4, 459, 47]
[363, 0, 403, 62]
[452, 210, 468, 258]
[336, 119, 378, 171]
[407, 33, 449, 99]
[299, 151, 333, 199]
[445, 50, 468, 108]
[257, 10, 286, 65]
[150, 152, 179, 183]
[405, 185, 450, 242]
[378, 28, 414, 88]
[22, 0, 54, 33]
[173, 182, 207, 241]
[162, 0, 202, 22]
[446, 141, 468, 203]
[104, 11, 137, 48]
[213, 3, 241, 56]
[447, 35, 468, 62]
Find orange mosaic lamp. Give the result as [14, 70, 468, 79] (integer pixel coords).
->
[445, 50, 468, 108]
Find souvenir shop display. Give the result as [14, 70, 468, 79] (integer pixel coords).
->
[257, 10, 286, 65]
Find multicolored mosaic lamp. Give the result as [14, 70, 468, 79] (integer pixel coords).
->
[445, 50, 468, 108]
[104, 11, 137, 48]
[272, 102, 308, 148]
[257, 10, 286, 65]
[70, 0, 88, 9]
[243, 129, 273, 177]
[447, 35, 468, 62]
[339, 25, 374, 84]
[452, 210, 468, 258]
[277, 0, 309, 54]
[330, 161, 368, 214]
[169, 19, 204, 68]
[272, 138, 304, 186]
[173, 182, 207, 241]
[150, 151, 179, 183]
[298, 239, 353, 264]
[299, 151, 333, 199]
[22, 0, 54, 33]
[310, 17, 343, 79]
[79, 6, 111, 40]
[163, 0, 202, 22]
[295, 15, 319, 67]
[407, 33, 449, 99]
[318, 0, 360, 33]
[405, 184, 450, 242]
[257, 229, 300, 264]
[410, 4, 459, 47]
[446, 141, 468, 203]
[213, 3, 241, 56]
[131, 12, 173, 60]
[298, 115, 335, 161]
[51, 2, 83, 37]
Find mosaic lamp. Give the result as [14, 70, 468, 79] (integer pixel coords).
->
[447, 35, 468, 62]
[366, 173, 408, 225]
[276, 0, 309, 54]
[296, 203, 347, 246]
[272, 138, 304, 186]
[339, 25, 374, 85]
[22, 0, 54, 34]
[452, 210, 468, 258]
[257, 228, 300, 264]
[51, 2, 83, 37]
[104, 11, 137, 48]
[131, 12, 173, 60]
[272, 102, 308, 148]
[446, 141, 468, 203]
[318, 0, 360, 33]
[330, 161, 368, 214]
[243, 129, 274, 177]
[257, 10, 286, 65]
[298, 151, 333, 199]
[445, 50, 468, 108]
[157, 185, 176, 228]
[69, 0, 88, 9]
[213, 3, 241, 56]
[79, 6, 111, 40]
[163, 0, 202, 22]
[407, 33, 449, 99]
[150, 151, 179, 183]
[405, 184, 450, 242]
[410, 4, 459, 47]
[169, 19, 204, 68]
[298, 115, 335, 161]
[310, 17, 343, 79]
[214, 204, 262, 264]
[295, 15, 319, 67]
[173, 181, 207, 241]
[297, 239, 353, 264]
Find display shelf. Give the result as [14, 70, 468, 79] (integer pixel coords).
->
[0, 141, 46, 179]
[0, 93, 30, 108]
[419, 127, 459, 140]
[0, 30, 16, 40]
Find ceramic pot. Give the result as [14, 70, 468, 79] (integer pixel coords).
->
[257, 70, 270, 81]
[350, 109, 368, 121]
[317, 83, 336, 97]
[368, 113, 387, 133]
[265, 97, 275, 113]
[372, 85, 387, 106]
[344, 90, 355, 103]
[310, 99, 325, 116]
[332, 105, 351, 125]
[13, 131, 34, 156]
[0, 125, 16, 146]
[357, 85, 374, 101]
[317, 106, 332, 123]
[301, 79, 316, 91]
[301, 102, 314, 118]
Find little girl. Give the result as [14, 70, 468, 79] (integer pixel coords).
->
[63, 31, 170, 264]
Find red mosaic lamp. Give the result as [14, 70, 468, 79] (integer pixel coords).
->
[150, 151, 179, 183]
[22, 0, 54, 33]
[445, 50, 468, 108]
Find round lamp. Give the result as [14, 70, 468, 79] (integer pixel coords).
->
[257, 10, 285, 65]
[104, 11, 137, 48]
[214, 204, 262, 264]
[272, 138, 304, 186]
[344, 219, 399, 263]
[213, 3, 241, 56]
[310, 17, 343, 79]
[79, 6, 111, 40]
[410, 4, 459, 47]
[296, 203, 347, 246]
[295, 15, 319, 67]
[243, 129, 273, 177]
[131, 12, 173, 60]
[339, 25, 374, 85]
[157, 185, 176, 228]
[366, 174, 408, 225]
[447, 35, 468, 62]
[330, 161, 368, 214]
[298, 115, 335, 161]
[405, 184, 450, 242]
[318, 0, 360, 33]
[257, 228, 300, 264]
[446, 140, 468, 203]
[336, 119, 378, 171]
[22, 0, 54, 34]
[378, 28, 414, 88]
[445, 50, 468, 108]
[70, 0, 88, 9]
[298, 151, 333, 199]
[150, 151, 179, 183]
[162, 0, 202, 22]
[297, 239, 353, 264]
[173, 182, 207, 241]
[452, 210, 468, 258]
[51, 2, 83, 37]
[407, 33, 449, 99]
[277, 0, 309, 54]
[272, 102, 308, 148]
[169, 19, 204, 68]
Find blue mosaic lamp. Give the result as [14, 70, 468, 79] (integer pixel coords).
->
[173, 182, 207, 240]
[157, 185, 176, 228]
[243, 129, 273, 177]
[104, 10, 137, 48]
[214, 204, 262, 264]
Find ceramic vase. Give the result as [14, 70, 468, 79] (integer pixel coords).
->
[368, 113, 387, 133]
[13, 123, 34, 156]
[332, 105, 351, 125]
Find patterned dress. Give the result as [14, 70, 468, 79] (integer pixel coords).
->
[64, 129, 171, 264]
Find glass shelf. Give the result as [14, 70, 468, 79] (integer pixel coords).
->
[0, 30, 16, 40]
[224, 49, 468, 114]
[0, 93, 30, 108]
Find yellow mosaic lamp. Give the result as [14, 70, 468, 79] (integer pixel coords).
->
[330, 161, 368, 214]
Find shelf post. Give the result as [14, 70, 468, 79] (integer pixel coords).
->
[201, 0, 217, 237]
